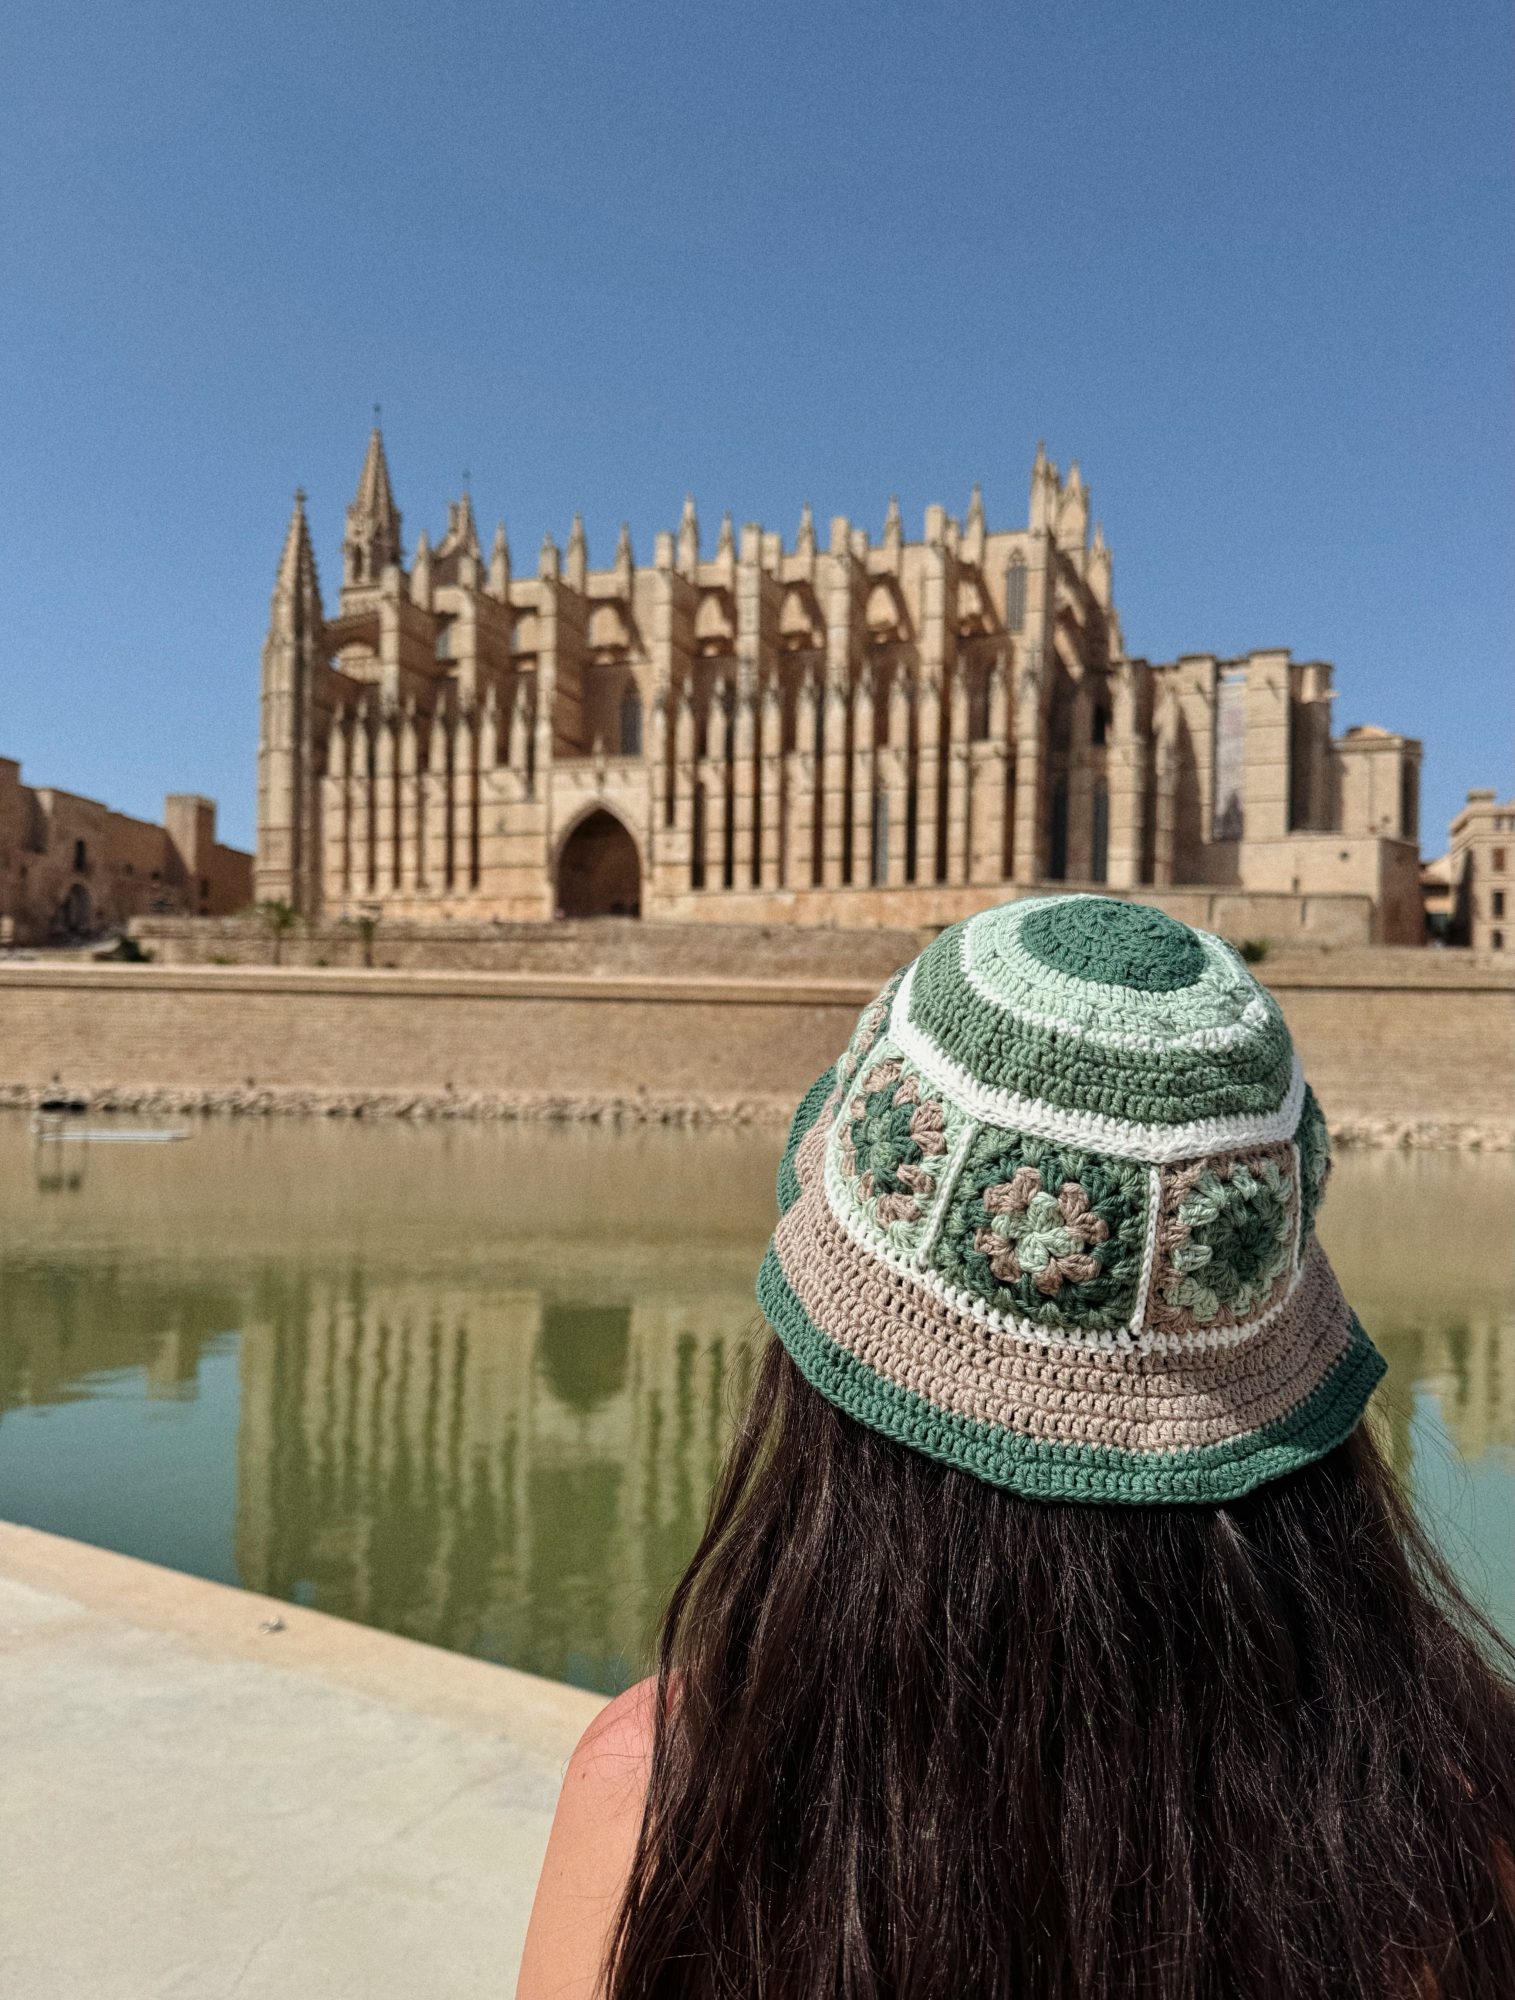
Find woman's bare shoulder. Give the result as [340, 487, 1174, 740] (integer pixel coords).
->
[515, 1677, 657, 1998]
[575, 1673, 658, 1772]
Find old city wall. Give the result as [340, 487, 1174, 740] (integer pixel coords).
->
[0, 952, 1509, 1139]
[132, 885, 1381, 970]
[128, 915, 923, 979]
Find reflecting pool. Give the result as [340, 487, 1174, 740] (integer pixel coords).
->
[0, 1113, 1510, 1693]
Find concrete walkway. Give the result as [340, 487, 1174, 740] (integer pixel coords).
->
[0, 1524, 605, 1999]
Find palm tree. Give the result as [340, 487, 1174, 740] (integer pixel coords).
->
[342, 909, 381, 968]
[256, 899, 298, 966]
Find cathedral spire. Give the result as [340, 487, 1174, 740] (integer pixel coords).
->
[344, 427, 403, 586]
[256, 491, 325, 909]
[273, 489, 324, 621]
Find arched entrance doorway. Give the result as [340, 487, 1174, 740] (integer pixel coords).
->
[59, 882, 92, 935]
[555, 809, 641, 918]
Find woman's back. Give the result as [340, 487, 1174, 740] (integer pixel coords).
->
[520, 899, 1515, 1999]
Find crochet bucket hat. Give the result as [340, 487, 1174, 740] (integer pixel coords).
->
[757, 894, 1385, 1504]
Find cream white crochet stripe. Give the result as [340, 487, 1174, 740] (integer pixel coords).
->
[1129, 1164, 1165, 1336]
[890, 963, 1306, 1164]
[916, 1115, 979, 1261]
[814, 1112, 1311, 1357]
[959, 919, 1276, 1054]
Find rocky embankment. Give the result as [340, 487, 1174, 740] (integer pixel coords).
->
[0, 1080, 794, 1128]
[2, 1081, 1508, 1148]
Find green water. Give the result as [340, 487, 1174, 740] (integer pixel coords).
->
[0, 1113, 1510, 1693]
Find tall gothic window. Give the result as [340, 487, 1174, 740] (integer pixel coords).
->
[691, 781, 707, 890]
[619, 684, 643, 758]
[1091, 780, 1109, 883]
[871, 790, 889, 885]
[968, 665, 990, 740]
[1048, 780, 1068, 880]
[1005, 556, 1027, 634]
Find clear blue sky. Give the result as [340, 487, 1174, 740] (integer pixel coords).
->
[2, 0, 1509, 853]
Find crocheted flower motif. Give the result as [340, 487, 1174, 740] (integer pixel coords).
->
[1149, 1144, 1297, 1333]
[1296, 1085, 1331, 1241]
[935, 1132, 1148, 1332]
[973, 1167, 1110, 1293]
[836, 1056, 949, 1231]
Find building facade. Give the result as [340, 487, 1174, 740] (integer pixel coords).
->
[256, 434, 1423, 939]
[0, 759, 250, 947]
[1441, 789, 1514, 953]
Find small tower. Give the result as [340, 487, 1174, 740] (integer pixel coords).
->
[963, 483, 986, 565]
[1088, 521, 1113, 608]
[566, 512, 589, 591]
[488, 523, 511, 600]
[1055, 460, 1089, 553]
[343, 427, 403, 588]
[882, 495, 903, 561]
[1029, 440, 1060, 535]
[436, 490, 481, 582]
[614, 521, 635, 596]
[796, 500, 817, 567]
[678, 494, 701, 576]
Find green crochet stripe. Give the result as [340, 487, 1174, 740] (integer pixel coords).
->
[776, 1066, 836, 1214]
[1020, 897, 1207, 990]
[910, 927, 1294, 1124]
[757, 1245, 1386, 1506]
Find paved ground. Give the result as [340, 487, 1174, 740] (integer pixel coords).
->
[0, 1524, 604, 1999]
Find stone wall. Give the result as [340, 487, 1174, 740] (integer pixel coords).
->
[128, 914, 923, 978]
[0, 950, 1508, 1142]
[131, 883, 1381, 971]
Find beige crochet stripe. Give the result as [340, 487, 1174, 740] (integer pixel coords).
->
[772, 1185, 1354, 1455]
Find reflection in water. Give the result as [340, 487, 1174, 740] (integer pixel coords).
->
[0, 1115, 1509, 1691]
[233, 1268, 756, 1687]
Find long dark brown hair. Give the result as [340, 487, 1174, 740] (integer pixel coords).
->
[608, 1338, 1515, 1999]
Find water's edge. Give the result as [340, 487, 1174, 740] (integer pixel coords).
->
[2, 1081, 1508, 1148]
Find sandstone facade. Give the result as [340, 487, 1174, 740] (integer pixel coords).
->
[256, 435, 1423, 940]
[1441, 788, 1515, 954]
[0, 760, 250, 947]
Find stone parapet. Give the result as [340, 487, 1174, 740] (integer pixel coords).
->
[0, 949, 1509, 1146]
